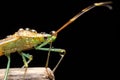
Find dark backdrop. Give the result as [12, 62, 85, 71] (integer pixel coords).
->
[0, 0, 116, 80]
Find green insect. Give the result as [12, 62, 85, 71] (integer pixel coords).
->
[0, 1, 112, 80]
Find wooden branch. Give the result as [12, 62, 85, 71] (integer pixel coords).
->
[0, 67, 55, 80]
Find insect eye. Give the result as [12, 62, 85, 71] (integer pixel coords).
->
[50, 31, 56, 35]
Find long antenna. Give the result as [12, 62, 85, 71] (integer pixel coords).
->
[55, 1, 112, 34]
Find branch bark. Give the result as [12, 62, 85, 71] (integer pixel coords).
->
[0, 67, 55, 80]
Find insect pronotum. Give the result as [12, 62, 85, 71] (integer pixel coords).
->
[0, 1, 112, 80]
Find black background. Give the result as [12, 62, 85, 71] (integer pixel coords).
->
[0, 0, 116, 80]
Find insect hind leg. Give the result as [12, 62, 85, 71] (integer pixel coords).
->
[4, 54, 11, 80]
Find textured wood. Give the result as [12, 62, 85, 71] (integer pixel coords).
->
[0, 67, 55, 80]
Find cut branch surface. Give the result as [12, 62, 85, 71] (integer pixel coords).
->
[0, 67, 55, 80]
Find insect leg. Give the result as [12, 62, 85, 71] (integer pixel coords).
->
[21, 53, 33, 68]
[4, 54, 11, 80]
[35, 47, 66, 73]
[19, 52, 33, 79]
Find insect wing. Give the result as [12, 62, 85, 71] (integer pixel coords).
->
[0, 37, 19, 45]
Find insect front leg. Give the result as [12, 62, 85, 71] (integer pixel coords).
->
[35, 46, 66, 80]
[19, 52, 33, 79]
[4, 54, 11, 80]
[35, 47, 66, 73]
